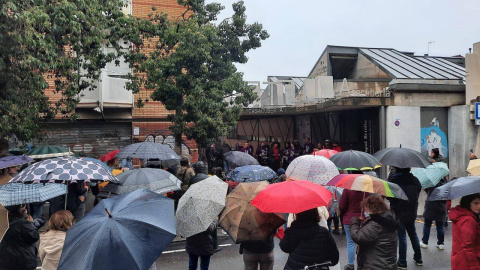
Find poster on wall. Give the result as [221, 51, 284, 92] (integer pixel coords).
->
[420, 108, 448, 162]
[296, 116, 311, 141]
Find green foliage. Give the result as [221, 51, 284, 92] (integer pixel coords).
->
[0, 0, 134, 141]
[126, 0, 268, 149]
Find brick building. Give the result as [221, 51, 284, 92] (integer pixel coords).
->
[37, 0, 198, 161]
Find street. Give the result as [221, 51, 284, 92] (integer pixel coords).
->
[154, 221, 452, 270]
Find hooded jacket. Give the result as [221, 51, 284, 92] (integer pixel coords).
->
[449, 206, 480, 270]
[176, 166, 195, 191]
[387, 172, 422, 224]
[280, 220, 339, 270]
[39, 230, 67, 270]
[350, 210, 399, 270]
[0, 218, 39, 270]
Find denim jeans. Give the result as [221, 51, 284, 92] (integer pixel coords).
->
[398, 221, 422, 264]
[188, 254, 211, 270]
[422, 219, 444, 245]
[344, 225, 356, 265]
[223, 160, 229, 173]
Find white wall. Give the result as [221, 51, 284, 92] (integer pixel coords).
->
[386, 106, 421, 151]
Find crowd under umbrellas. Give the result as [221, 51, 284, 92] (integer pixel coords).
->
[0, 142, 480, 270]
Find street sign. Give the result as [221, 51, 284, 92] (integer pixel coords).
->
[476, 103, 480, 126]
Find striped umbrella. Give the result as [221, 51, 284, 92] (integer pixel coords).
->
[467, 159, 480, 176]
[0, 183, 67, 206]
[327, 174, 408, 200]
[412, 162, 450, 189]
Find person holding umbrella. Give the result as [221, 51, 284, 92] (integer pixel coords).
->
[0, 204, 39, 270]
[449, 193, 480, 270]
[186, 221, 216, 270]
[420, 178, 448, 250]
[280, 208, 339, 270]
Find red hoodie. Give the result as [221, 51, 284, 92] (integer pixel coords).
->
[449, 206, 480, 270]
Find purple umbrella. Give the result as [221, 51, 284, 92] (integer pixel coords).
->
[0, 155, 33, 170]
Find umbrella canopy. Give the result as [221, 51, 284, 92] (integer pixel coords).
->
[329, 150, 381, 171]
[313, 149, 339, 159]
[327, 174, 408, 200]
[467, 159, 480, 176]
[219, 181, 285, 243]
[0, 203, 7, 242]
[250, 180, 333, 214]
[58, 188, 176, 270]
[427, 176, 480, 201]
[224, 151, 259, 167]
[100, 168, 181, 196]
[225, 165, 277, 182]
[0, 155, 33, 170]
[26, 145, 73, 159]
[0, 183, 67, 206]
[99, 149, 120, 162]
[10, 157, 119, 184]
[115, 142, 180, 166]
[374, 147, 431, 168]
[81, 157, 113, 173]
[285, 155, 339, 185]
[412, 162, 450, 189]
[176, 176, 228, 238]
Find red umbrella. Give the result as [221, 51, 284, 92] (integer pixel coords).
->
[99, 149, 120, 162]
[250, 180, 333, 214]
[313, 149, 339, 159]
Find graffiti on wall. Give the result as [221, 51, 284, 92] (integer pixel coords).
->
[421, 117, 448, 158]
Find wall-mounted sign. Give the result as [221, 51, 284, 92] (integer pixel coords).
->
[476, 103, 480, 126]
[394, 119, 401, 128]
[133, 127, 140, 136]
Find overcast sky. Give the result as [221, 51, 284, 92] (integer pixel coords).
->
[210, 0, 480, 86]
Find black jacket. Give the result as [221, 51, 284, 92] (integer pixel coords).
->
[190, 173, 209, 185]
[241, 238, 274, 254]
[387, 172, 422, 224]
[66, 182, 87, 214]
[350, 210, 399, 270]
[280, 221, 339, 270]
[423, 178, 448, 221]
[186, 223, 216, 257]
[0, 218, 39, 270]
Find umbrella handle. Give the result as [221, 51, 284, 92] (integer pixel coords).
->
[105, 208, 112, 218]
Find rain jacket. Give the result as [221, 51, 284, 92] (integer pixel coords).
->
[449, 206, 480, 270]
[339, 189, 368, 225]
[39, 230, 67, 270]
[176, 166, 195, 191]
[423, 179, 448, 221]
[387, 172, 422, 224]
[0, 218, 39, 270]
[186, 223, 216, 257]
[280, 220, 339, 270]
[350, 210, 399, 270]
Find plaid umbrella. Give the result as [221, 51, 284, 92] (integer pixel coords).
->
[9, 157, 119, 184]
[176, 176, 228, 238]
[115, 142, 180, 166]
[0, 155, 33, 170]
[226, 165, 277, 182]
[285, 155, 339, 185]
[412, 162, 450, 189]
[467, 159, 480, 176]
[0, 183, 67, 206]
[224, 151, 259, 167]
[26, 145, 73, 159]
[427, 176, 480, 201]
[219, 181, 285, 243]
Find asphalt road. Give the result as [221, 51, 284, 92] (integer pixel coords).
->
[154, 220, 453, 270]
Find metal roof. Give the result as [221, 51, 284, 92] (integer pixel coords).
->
[359, 48, 465, 80]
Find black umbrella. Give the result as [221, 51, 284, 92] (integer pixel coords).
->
[224, 151, 259, 167]
[374, 147, 431, 168]
[427, 176, 480, 201]
[329, 150, 381, 171]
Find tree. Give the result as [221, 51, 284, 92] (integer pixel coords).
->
[0, 0, 134, 142]
[126, 0, 269, 153]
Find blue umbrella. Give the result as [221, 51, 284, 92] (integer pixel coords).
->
[427, 176, 480, 201]
[0, 155, 33, 170]
[58, 188, 176, 270]
[226, 165, 278, 182]
[81, 157, 113, 173]
[0, 183, 66, 206]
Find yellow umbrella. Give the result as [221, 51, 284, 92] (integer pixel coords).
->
[0, 203, 8, 242]
[467, 159, 480, 176]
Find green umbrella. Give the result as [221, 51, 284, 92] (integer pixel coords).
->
[412, 162, 449, 189]
[26, 145, 73, 159]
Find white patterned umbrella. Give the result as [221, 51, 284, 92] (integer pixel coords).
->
[286, 155, 339, 185]
[176, 176, 228, 238]
[9, 157, 118, 184]
[0, 183, 67, 206]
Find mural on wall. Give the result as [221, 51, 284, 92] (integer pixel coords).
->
[421, 108, 449, 160]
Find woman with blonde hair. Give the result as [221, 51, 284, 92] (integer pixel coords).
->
[39, 210, 74, 270]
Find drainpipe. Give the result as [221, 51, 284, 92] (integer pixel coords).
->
[379, 106, 387, 179]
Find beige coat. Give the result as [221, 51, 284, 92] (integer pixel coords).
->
[39, 230, 67, 270]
